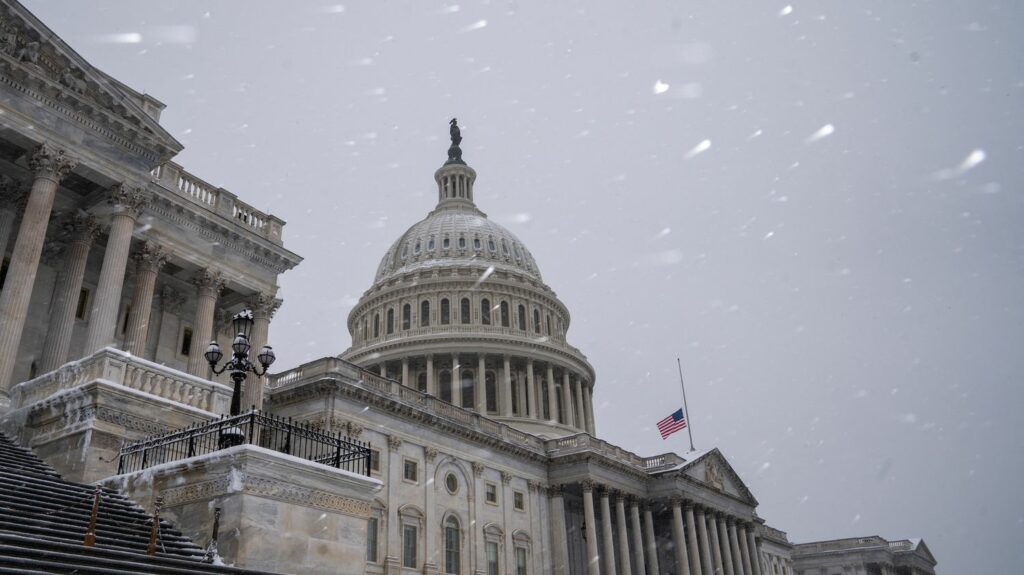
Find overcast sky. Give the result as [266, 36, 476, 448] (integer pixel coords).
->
[25, 1, 1024, 571]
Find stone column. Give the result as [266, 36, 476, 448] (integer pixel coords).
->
[385, 435, 402, 573]
[476, 354, 487, 412]
[545, 364, 557, 422]
[628, 499, 646, 575]
[614, 493, 632, 575]
[186, 268, 224, 377]
[401, 357, 409, 387]
[696, 507, 714, 575]
[241, 292, 280, 411]
[670, 498, 692, 575]
[501, 355, 513, 416]
[0, 144, 76, 395]
[123, 242, 166, 357]
[527, 359, 540, 419]
[583, 384, 597, 435]
[707, 512, 726, 575]
[0, 175, 25, 261]
[38, 214, 99, 373]
[643, 505, 660, 575]
[574, 377, 587, 431]
[425, 354, 435, 395]
[549, 485, 571, 575]
[451, 353, 461, 407]
[581, 481, 601, 575]
[738, 524, 753, 575]
[728, 518, 745, 575]
[717, 514, 735, 575]
[83, 184, 148, 354]
[684, 502, 703, 575]
[422, 447, 439, 573]
[745, 528, 762, 575]
[600, 488, 618, 575]
[561, 370, 574, 426]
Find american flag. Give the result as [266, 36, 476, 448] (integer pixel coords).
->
[657, 408, 687, 439]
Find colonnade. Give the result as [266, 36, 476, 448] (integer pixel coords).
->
[372, 353, 596, 434]
[550, 481, 765, 575]
[0, 143, 280, 408]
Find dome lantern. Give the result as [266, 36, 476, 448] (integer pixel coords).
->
[434, 118, 477, 209]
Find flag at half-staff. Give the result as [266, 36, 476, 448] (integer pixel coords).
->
[656, 407, 688, 439]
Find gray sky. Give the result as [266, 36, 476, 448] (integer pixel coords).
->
[26, 1, 1024, 571]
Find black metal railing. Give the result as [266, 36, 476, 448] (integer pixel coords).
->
[117, 410, 371, 476]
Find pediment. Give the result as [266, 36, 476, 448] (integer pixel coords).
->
[0, 3, 181, 164]
[677, 448, 758, 506]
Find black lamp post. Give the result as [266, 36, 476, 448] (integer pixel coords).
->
[204, 309, 276, 417]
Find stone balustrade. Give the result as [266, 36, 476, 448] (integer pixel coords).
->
[11, 347, 232, 413]
[150, 161, 284, 245]
[760, 524, 790, 544]
[546, 431, 686, 472]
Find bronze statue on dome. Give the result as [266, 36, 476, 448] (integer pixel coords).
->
[446, 118, 465, 165]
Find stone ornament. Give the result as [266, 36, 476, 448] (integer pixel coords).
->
[500, 471, 512, 485]
[65, 213, 101, 244]
[547, 484, 564, 498]
[386, 435, 402, 450]
[108, 183, 149, 218]
[346, 422, 364, 438]
[471, 462, 484, 477]
[424, 447, 438, 463]
[59, 68, 87, 95]
[705, 458, 725, 492]
[28, 143, 77, 181]
[580, 479, 595, 493]
[133, 242, 167, 273]
[192, 268, 225, 296]
[251, 291, 283, 319]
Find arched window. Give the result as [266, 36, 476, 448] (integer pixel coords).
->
[481, 299, 491, 325]
[460, 298, 471, 324]
[445, 516, 461, 574]
[417, 372, 427, 393]
[458, 236, 467, 249]
[533, 309, 541, 334]
[485, 371, 497, 413]
[414, 240, 421, 255]
[362, 320, 367, 341]
[386, 309, 395, 334]
[501, 239, 509, 256]
[421, 300, 430, 327]
[428, 237, 436, 251]
[473, 237, 482, 251]
[488, 238, 497, 252]
[441, 299, 451, 325]
[403, 304, 412, 330]
[461, 370, 475, 409]
[546, 314, 552, 336]
[517, 305, 526, 331]
[440, 371, 452, 403]
[500, 301, 510, 327]
[373, 314, 380, 338]
[443, 237, 451, 250]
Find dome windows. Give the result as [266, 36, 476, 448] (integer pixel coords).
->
[386, 309, 395, 334]
[428, 237, 436, 251]
[480, 299, 491, 325]
[440, 298, 451, 324]
[401, 244, 409, 259]
[501, 239, 509, 257]
[500, 301, 510, 327]
[442, 236, 450, 250]
[402, 304, 412, 330]
[488, 237, 497, 252]
[421, 300, 430, 327]
[517, 305, 526, 331]
[460, 298, 471, 324]
[414, 241, 421, 255]
[473, 237, 482, 251]
[458, 236, 467, 249]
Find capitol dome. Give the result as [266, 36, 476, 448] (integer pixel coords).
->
[342, 121, 595, 438]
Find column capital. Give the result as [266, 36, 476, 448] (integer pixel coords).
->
[133, 241, 167, 274]
[250, 291, 283, 318]
[0, 174, 27, 210]
[500, 471, 513, 485]
[526, 480, 540, 493]
[28, 143, 77, 182]
[726, 515, 737, 526]
[669, 495, 684, 508]
[580, 479, 596, 493]
[386, 434, 402, 450]
[471, 461, 485, 476]
[424, 446, 438, 463]
[192, 267, 225, 296]
[64, 213, 101, 244]
[107, 183, 149, 218]
[547, 483, 564, 498]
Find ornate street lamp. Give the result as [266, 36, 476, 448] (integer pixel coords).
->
[204, 309, 276, 417]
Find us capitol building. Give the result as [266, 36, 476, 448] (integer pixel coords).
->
[0, 1, 937, 575]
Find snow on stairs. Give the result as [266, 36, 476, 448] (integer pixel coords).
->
[0, 432, 281, 575]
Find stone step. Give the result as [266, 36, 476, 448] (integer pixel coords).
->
[0, 482, 172, 525]
[0, 517, 205, 558]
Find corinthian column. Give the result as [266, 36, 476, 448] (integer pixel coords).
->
[549, 485, 571, 575]
[684, 502, 703, 575]
[707, 512, 726, 575]
[501, 355, 513, 416]
[186, 268, 224, 377]
[728, 518, 745, 575]
[696, 506, 714, 575]
[0, 175, 25, 259]
[717, 514, 735, 575]
[670, 498, 691, 575]
[643, 504, 660, 575]
[737, 523, 753, 575]
[599, 488, 618, 575]
[38, 214, 100, 372]
[526, 359, 539, 419]
[0, 144, 77, 395]
[545, 363, 556, 422]
[84, 184, 148, 354]
[614, 492, 632, 575]
[561, 370, 574, 426]
[745, 527, 762, 575]
[123, 242, 166, 356]
[628, 498, 646, 575]
[583, 383, 597, 435]
[581, 481, 601, 575]
[574, 377, 587, 431]
[241, 291, 281, 410]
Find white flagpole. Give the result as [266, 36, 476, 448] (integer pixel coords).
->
[677, 357, 696, 452]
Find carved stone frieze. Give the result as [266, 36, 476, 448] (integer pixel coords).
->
[251, 291, 283, 319]
[386, 435, 402, 450]
[705, 457, 725, 491]
[346, 421, 364, 438]
[424, 447, 438, 463]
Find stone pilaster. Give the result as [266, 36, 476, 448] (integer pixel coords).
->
[696, 506, 714, 575]
[451, 353, 461, 407]
[549, 485, 571, 575]
[581, 481, 601, 575]
[241, 291, 280, 410]
[684, 502, 703, 575]
[614, 493, 632, 575]
[671, 497, 692, 575]
[38, 214, 100, 372]
[599, 487, 618, 575]
[84, 184, 148, 354]
[643, 504, 660, 575]
[123, 242, 166, 357]
[0, 143, 77, 396]
[186, 268, 224, 377]
[628, 498, 646, 575]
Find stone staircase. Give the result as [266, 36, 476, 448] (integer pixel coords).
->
[0, 432, 278, 574]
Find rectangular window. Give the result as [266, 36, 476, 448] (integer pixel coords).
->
[75, 287, 90, 320]
[515, 547, 527, 575]
[180, 326, 193, 356]
[403, 524, 418, 568]
[486, 542, 499, 575]
[513, 491, 524, 511]
[485, 482, 498, 505]
[366, 517, 378, 563]
[120, 304, 132, 334]
[404, 459, 418, 483]
[370, 449, 380, 473]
